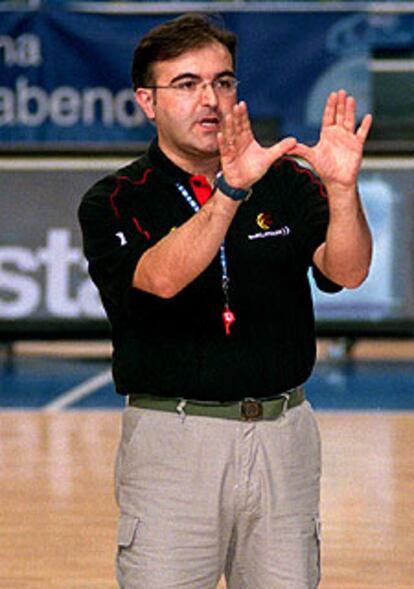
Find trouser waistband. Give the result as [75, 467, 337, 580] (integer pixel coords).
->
[127, 386, 305, 421]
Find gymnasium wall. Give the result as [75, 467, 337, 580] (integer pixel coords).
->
[1, 2, 414, 339]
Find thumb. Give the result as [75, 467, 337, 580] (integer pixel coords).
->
[267, 137, 297, 161]
[286, 142, 313, 161]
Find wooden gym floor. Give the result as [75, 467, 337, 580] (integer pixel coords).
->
[1, 339, 413, 589]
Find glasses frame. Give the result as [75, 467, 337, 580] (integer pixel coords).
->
[143, 75, 240, 97]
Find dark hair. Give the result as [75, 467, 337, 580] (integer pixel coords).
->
[131, 13, 237, 90]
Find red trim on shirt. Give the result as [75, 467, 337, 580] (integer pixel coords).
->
[132, 216, 151, 240]
[109, 169, 153, 240]
[275, 158, 327, 199]
[109, 169, 154, 218]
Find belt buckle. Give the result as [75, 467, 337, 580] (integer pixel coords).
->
[240, 398, 263, 421]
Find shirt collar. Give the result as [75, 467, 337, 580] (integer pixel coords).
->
[148, 138, 213, 206]
[148, 139, 192, 184]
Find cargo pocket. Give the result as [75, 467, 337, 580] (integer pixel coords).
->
[116, 513, 140, 589]
[118, 513, 140, 548]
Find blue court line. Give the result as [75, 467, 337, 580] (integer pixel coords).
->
[44, 368, 114, 411]
[1, 357, 413, 411]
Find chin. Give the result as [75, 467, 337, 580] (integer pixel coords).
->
[197, 140, 219, 156]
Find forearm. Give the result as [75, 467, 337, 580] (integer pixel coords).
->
[313, 186, 372, 289]
[133, 190, 240, 298]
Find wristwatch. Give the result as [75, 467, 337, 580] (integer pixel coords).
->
[214, 172, 253, 202]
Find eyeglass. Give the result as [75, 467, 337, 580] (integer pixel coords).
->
[144, 75, 239, 98]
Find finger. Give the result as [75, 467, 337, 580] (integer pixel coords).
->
[268, 136, 298, 161]
[356, 113, 373, 143]
[218, 112, 234, 155]
[344, 95, 356, 132]
[233, 102, 244, 137]
[336, 89, 347, 126]
[217, 130, 226, 155]
[237, 100, 252, 136]
[221, 109, 233, 138]
[322, 92, 336, 127]
[221, 111, 237, 152]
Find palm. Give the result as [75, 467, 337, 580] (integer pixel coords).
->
[222, 138, 271, 185]
[290, 90, 372, 190]
[309, 124, 364, 186]
[217, 102, 296, 188]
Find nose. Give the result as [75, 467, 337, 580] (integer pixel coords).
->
[200, 81, 218, 107]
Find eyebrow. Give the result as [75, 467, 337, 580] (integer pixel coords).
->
[168, 70, 236, 85]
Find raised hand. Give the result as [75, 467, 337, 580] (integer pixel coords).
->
[217, 101, 297, 189]
[289, 90, 372, 193]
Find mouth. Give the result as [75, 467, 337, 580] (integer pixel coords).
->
[197, 115, 221, 132]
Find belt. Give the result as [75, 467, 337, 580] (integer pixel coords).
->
[128, 386, 305, 421]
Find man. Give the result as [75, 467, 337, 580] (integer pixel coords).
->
[79, 13, 372, 589]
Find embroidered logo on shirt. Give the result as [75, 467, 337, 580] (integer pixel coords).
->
[256, 212, 273, 230]
[248, 225, 291, 240]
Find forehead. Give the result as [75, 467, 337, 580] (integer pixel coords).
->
[152, 42, 234, 82]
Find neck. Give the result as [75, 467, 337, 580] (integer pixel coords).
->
[158, 141, 220, 186]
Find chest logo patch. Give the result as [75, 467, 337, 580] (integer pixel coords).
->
[256, 212, 273, 230]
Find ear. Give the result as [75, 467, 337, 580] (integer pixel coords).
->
[135, 88, 156, 121]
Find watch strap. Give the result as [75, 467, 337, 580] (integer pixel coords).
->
[214, 172, 253, 202]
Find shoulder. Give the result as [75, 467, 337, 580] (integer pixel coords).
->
[84, 153, 152, 201]
[78, 153, 153, 217]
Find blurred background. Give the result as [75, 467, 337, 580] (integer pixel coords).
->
[1, 2, 414, 589]
[1, 0, 414, 344]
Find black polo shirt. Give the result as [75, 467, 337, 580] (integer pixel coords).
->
[79, 140, 341, 401]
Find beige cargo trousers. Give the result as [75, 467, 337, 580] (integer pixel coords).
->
[115, 398, 321, 589]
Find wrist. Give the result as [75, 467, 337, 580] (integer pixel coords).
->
[327, 189, 364, 221]
[324, 181, 358, 199]
[213, 172, 253, 202]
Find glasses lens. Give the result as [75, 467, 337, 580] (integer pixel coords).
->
[166, 77, 239, 97]
[215, 77, 238, 94]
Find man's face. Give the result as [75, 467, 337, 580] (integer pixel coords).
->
[136, 42, 237, 164]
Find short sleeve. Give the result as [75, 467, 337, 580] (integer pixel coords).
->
[311, 263, 342, 293]
[78, 175, 153, 313]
